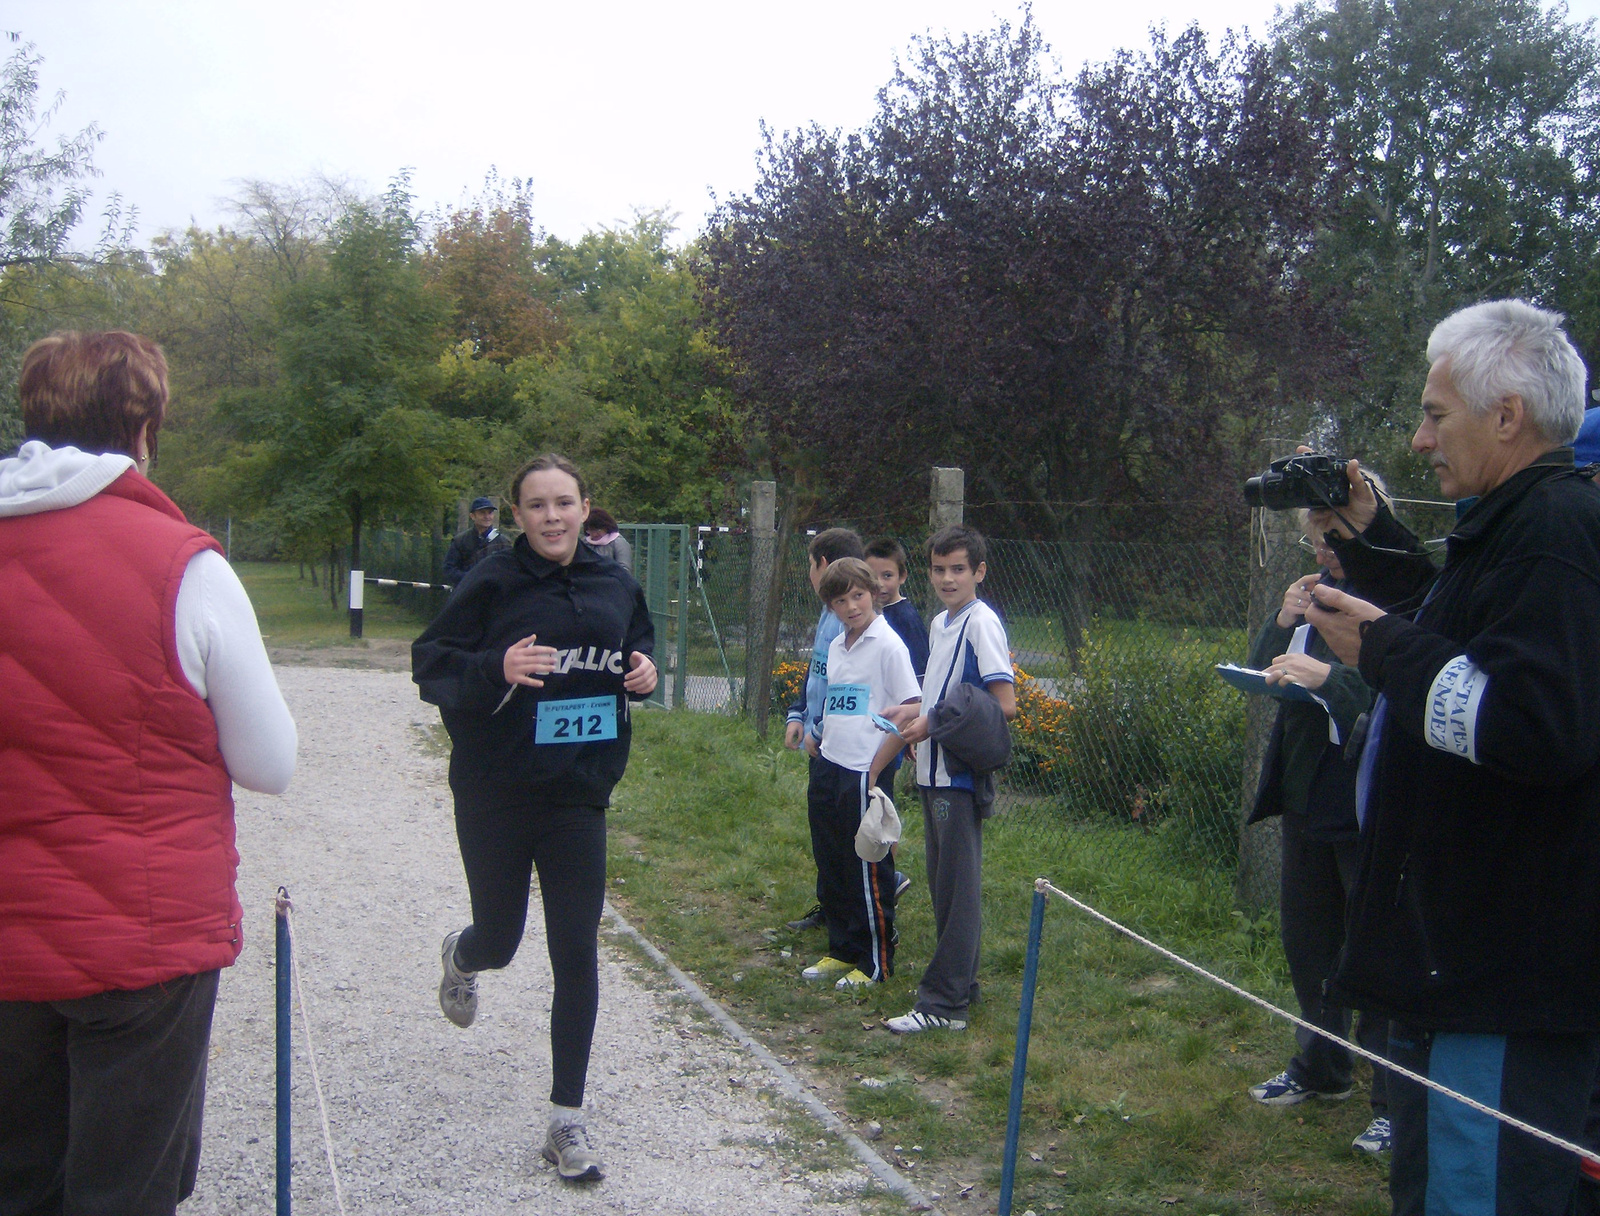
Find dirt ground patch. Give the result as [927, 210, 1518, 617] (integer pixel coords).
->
[266, 637, 413, 671]
[186, 665, 878, 1215]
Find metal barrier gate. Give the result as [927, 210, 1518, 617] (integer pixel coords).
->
[622, 524, 690, 709]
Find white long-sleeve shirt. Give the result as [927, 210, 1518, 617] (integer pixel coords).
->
[0, 442, 297, 793]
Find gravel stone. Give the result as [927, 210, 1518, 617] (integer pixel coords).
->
[185, 666, 869, 1214]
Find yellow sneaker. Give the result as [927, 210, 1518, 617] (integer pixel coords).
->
[834, 968, 875, 989]
[802, 956, 853, 981]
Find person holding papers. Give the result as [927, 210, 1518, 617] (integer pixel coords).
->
[1242, 511, 1392, 1156]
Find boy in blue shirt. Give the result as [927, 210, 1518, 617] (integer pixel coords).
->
[865, 537, 929, 680]
[867, 537, 929, 891]
[883, 525, 1017, 1033]
[783, 528, 866, 931]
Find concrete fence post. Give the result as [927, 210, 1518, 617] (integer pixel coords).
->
[930, 467, 964, 531]
[745, 482, 779, 729]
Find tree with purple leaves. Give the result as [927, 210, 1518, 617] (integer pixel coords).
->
[697, 15, 1354, 547]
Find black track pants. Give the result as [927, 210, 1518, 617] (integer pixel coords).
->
[450, 791, 607, 1108]
[1279, 815, 1389, 1111]
[1387, 1025, 1600, 1216]
[806, 756, 895, 979]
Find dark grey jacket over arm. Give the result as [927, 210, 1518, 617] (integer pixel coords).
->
[928, 681, 1012, 818]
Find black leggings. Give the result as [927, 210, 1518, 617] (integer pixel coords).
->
[451, 792, 607, 1108]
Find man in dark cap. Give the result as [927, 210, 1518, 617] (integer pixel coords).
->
[443, 496, 510, 586]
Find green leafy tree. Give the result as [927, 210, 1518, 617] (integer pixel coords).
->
[433, 210, 745, 522]
[1274, 0, 1600, 475]
[0, 37, 102, 272]
[0, 36, 127, 449]
[527, 213, 744, 520]
[226, 179, 467, 564]
[141, 181, 344, 520]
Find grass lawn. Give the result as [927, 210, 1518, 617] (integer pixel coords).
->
[235, 561, 432, 646]
[609, 710, 1390, 1215]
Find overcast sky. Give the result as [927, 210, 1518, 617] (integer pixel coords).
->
[10, 1, 1600, 247]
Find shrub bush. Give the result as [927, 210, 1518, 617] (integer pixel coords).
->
[770, 658, 809, 720]
[1007, 621, 1244, 853]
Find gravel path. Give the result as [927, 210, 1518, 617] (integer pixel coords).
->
[186, 666, 872, 1215]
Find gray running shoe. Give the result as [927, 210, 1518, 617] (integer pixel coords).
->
[543, 1123, 604, 1181]
[785, 903, 825, 931]
[438, 930, 478, 1028]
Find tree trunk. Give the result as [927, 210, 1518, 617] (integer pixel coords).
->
[747, 491, 797, 739]
[350, 497, 363, 569]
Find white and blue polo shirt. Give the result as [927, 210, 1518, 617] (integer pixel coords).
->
[916, 598, 1014, 789]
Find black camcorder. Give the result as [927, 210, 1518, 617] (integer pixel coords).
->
[1243, 454, 1351, 511]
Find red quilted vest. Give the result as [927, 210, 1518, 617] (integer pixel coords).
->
[0, 470, 240, 999]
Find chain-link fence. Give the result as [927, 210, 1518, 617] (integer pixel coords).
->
[233, 514, 1292, 872]
[717, 533, 1262, 868]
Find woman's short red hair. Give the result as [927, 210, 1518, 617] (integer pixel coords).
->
[19, 330, 170, 459]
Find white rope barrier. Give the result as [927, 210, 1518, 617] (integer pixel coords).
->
[1033, 878, 1600, 1169]
[283, 902, 351, 1216]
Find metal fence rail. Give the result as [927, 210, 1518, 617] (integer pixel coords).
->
[279, 518, 1289, 872]
[696, 532, 1258, 867]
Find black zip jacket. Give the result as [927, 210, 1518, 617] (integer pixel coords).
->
[412, 537, 654, 807]
[442, 525, 510, 585]
[1328, 452, 1600, 1033]
[1243, 608, 1372, 842]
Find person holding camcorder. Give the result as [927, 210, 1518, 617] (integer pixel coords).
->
[1296, 300, 1600, 1216]
[1239, 459, 1404, 1158]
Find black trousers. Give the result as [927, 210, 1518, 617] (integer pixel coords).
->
[806, 756, 895, 979]
[1279, 815, 1389, 1111]
[0, 969, 220, 1216]
[451, 791, 607, 1108]
[1387, 1025, 1600, 1216]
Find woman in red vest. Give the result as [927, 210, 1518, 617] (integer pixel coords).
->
[0, 331, 297, 1216]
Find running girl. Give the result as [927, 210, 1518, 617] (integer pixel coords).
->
[412, 454, 656, 1183]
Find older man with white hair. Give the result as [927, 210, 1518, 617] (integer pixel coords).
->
[1305, 299, 1600, 1216]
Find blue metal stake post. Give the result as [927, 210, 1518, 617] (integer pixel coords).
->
[275, 888, 292, 1216]
[999, 884, 1049, 1216]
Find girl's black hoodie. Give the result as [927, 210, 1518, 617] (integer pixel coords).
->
[412, 536, 654, 807]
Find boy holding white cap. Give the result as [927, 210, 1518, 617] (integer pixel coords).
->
[799, 557, 921, 990]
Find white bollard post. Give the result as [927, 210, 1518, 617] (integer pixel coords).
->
[349, 570, 364, 639]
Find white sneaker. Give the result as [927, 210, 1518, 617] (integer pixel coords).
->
[885, 1008, 966, 1034]
[438, 930, 478, 1028]
[543, 1122, 604, 1181]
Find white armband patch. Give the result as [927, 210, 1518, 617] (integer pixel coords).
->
[1425, 655, 1489, 763]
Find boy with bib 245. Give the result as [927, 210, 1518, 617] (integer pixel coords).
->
[799, 558, 922, 990]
